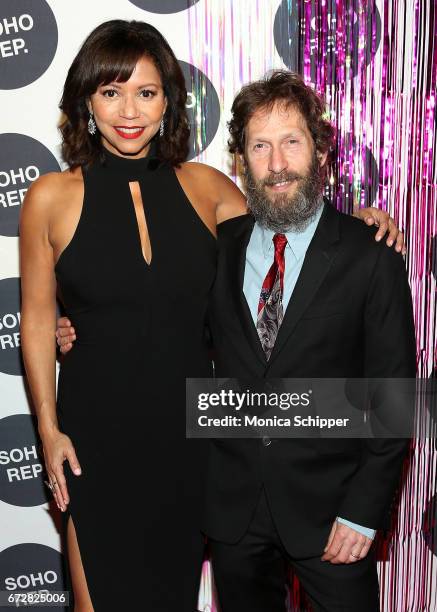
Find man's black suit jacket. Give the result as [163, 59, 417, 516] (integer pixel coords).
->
[202, 201, 416, 558]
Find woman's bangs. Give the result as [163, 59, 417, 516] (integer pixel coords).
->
[91, 43, 149, 88]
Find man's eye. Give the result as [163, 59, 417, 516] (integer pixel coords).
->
[254, 143, 265, 149]
[288, 139, 298, 144]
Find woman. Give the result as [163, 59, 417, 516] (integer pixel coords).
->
[21, 19, 403, 612]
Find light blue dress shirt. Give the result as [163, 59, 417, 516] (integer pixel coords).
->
[243, 205, 376, 540]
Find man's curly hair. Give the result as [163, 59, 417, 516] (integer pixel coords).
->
[228, 70, 335, 158]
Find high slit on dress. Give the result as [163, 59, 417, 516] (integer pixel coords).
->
[55, 146, 216, 611]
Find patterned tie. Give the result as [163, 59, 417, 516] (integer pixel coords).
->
[256, 233, 288, 360]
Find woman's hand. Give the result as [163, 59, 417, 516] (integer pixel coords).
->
[41, 428, 82, 511]
[355, 207, 406, 254]
[56, 317, 76, 355]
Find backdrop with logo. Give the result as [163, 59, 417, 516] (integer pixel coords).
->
[0, 1, 436, 610]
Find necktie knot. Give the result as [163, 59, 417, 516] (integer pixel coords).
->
[273, 233, 287, 256]
[273, 233, 287, 273]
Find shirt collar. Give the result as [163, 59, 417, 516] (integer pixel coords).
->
[254, 199, 324, 261]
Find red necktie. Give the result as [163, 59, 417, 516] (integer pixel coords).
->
[256, 234, 288, 359]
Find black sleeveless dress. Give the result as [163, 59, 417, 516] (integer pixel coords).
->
[55, 147, 216, 611]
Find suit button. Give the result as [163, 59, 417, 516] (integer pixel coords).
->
[262, 436, 271, 447]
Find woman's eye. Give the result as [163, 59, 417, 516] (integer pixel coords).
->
[102, 89, 117, 98]
[140, 89, 156, 98]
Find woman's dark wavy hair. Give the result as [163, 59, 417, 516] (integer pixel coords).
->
[59, 20, 189, 168]
[228, 70, 336, 161]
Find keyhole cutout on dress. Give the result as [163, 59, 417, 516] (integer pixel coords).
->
[129, 181, 152, 266]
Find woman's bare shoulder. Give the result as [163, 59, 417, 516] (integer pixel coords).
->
[23, 167, 83, 214]
[36, 166, 82, 195]
[177, 161, 237, 186]
[177, 161, 245, 200]
[177, 162, 247, 222]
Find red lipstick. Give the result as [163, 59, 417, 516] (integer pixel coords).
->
[113, 126, 145, 139]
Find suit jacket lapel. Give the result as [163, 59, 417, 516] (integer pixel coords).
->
[227, 214, 268, 366]
[267, 202, 341, 367]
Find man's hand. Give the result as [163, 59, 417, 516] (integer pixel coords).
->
[321, 520, 373, 564]
[354, 207, 406, 254]
[56, 317, 76, 355]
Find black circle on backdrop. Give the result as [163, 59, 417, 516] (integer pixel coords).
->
[0, 414, 49, 507]
[0, 133, 60, 238]
[128, 0, 200, 14]
[0, 544, 67, 610]
[0, 278, 23, 376]
[0, 0, 58, 90]
[273, 0, 300, 73]
[179, 60, 220, 160]
[274, 0, 381, 80]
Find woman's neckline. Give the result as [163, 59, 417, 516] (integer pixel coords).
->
[100, 142, 160, 180]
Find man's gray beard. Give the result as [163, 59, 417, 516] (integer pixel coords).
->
[244, 154, 325, 233]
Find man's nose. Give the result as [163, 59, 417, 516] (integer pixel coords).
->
[119, 94, 141, 119]
[268, 146, 288, 175]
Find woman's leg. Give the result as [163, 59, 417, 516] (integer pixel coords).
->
[66, 515, 94, 612]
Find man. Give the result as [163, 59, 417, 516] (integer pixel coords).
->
[202, 71, 416, 611]
[56, 71, 413, 610]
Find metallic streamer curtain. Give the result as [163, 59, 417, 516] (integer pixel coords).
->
[188, 1, 437, 610]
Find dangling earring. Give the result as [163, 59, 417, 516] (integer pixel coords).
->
[88, 112, 96, 135]
[159, 118, 164, 137]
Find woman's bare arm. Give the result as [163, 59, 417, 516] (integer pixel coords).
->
[20, 174, 81, 511]
[20, 174, 59, 436]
